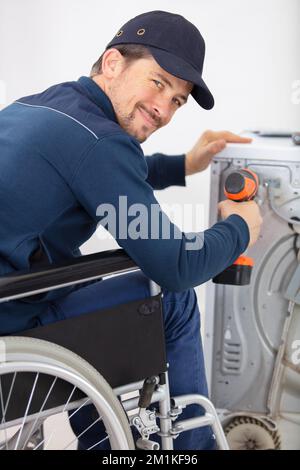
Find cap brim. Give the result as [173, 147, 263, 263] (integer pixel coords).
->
[148, 46, 214, 110]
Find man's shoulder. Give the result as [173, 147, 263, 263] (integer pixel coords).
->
[14, 80, 122, 141]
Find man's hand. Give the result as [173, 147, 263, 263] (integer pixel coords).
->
[218, 199, 263, 247]
[185, 130, 252, 176]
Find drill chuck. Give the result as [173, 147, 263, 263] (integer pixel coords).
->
[224, 169, 258, 202]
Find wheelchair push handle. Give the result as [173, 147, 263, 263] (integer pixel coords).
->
[138, 376, 159, 409]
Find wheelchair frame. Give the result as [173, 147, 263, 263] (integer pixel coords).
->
[0, 249, 229, 450]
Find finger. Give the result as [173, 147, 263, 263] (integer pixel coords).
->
[229, 135, 252, 143]
[213, 131, 252, 143]
[241, 200, 256, 207]
[217, 200, 228, 211]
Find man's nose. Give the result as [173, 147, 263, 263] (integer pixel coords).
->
[152, 99, 173, 125]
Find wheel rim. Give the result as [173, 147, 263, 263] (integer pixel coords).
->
[0, 334, 135, 450]
[0, 360, 131, 450]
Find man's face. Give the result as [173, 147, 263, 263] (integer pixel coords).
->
[108, 56, 193, 143]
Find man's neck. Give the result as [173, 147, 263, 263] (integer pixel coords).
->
[91, 75, 109, 98]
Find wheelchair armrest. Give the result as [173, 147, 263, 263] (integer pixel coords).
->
[0, 249, 137, 302]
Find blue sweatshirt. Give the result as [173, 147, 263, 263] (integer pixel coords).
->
[0, 76, 249, 334]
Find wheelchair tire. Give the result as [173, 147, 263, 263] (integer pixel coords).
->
[0, 336, 134, 450]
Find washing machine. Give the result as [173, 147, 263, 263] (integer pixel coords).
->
[205, 134, 300, 450]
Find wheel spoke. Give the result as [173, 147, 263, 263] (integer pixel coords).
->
[63, 415, 103, 450]
[14, 373, 39, 450]
[68, 397, 91, 420]
[21, 376, 58, 449]
[41, 429, 55, 450]
[62, 385, 77, 413]
[0, 376, 9, 450]
[87, 434, 110, 450]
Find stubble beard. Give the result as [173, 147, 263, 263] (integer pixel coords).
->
[115, 102, 149, 143]
[109, 85, 158, 143]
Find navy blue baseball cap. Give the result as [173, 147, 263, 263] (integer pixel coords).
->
[106, 10, 214, 110]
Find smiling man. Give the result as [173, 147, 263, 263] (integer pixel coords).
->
[91, 47, 193, 143]
[0, 11, 262, 449]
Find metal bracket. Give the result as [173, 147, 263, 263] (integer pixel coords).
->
[131, 408, 160, 440]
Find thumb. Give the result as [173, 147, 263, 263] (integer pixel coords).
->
[217, 200, 226, 212]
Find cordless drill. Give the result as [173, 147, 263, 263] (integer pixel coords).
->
[213, 168, 259, 285]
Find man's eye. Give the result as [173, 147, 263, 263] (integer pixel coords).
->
[153, 80, 163, 89]
[173, 98, 181, 107]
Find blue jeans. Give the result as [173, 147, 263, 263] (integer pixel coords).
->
[41, 271, 215, 450]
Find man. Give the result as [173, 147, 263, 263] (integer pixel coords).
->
[0, 11, 262, 449]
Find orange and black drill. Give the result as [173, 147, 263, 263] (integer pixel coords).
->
[213, 168, 259, 286]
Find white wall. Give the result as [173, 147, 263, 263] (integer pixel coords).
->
[0, 0, 299, 312]
[1, 0, 299, 127]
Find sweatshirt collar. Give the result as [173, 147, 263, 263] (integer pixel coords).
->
[77, 76, 118, 123]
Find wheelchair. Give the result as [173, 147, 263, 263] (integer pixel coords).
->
[0, 249, 229, 450]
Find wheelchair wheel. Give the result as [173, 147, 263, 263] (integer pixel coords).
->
[0, 336, 134, 450]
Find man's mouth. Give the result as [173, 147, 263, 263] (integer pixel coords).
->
[138, 107, 158, 129]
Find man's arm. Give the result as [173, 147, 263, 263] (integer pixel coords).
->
[71, 133, 251, 292]
[146, 154, 186, 190]
[145, 130, 251, 190]
[185, 130, 252, 175]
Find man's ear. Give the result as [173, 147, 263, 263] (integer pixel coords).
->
[101, 48, 125, 78]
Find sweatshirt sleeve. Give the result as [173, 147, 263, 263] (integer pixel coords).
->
[145, 153, 186, 189]
[71, 133, 249, 291]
